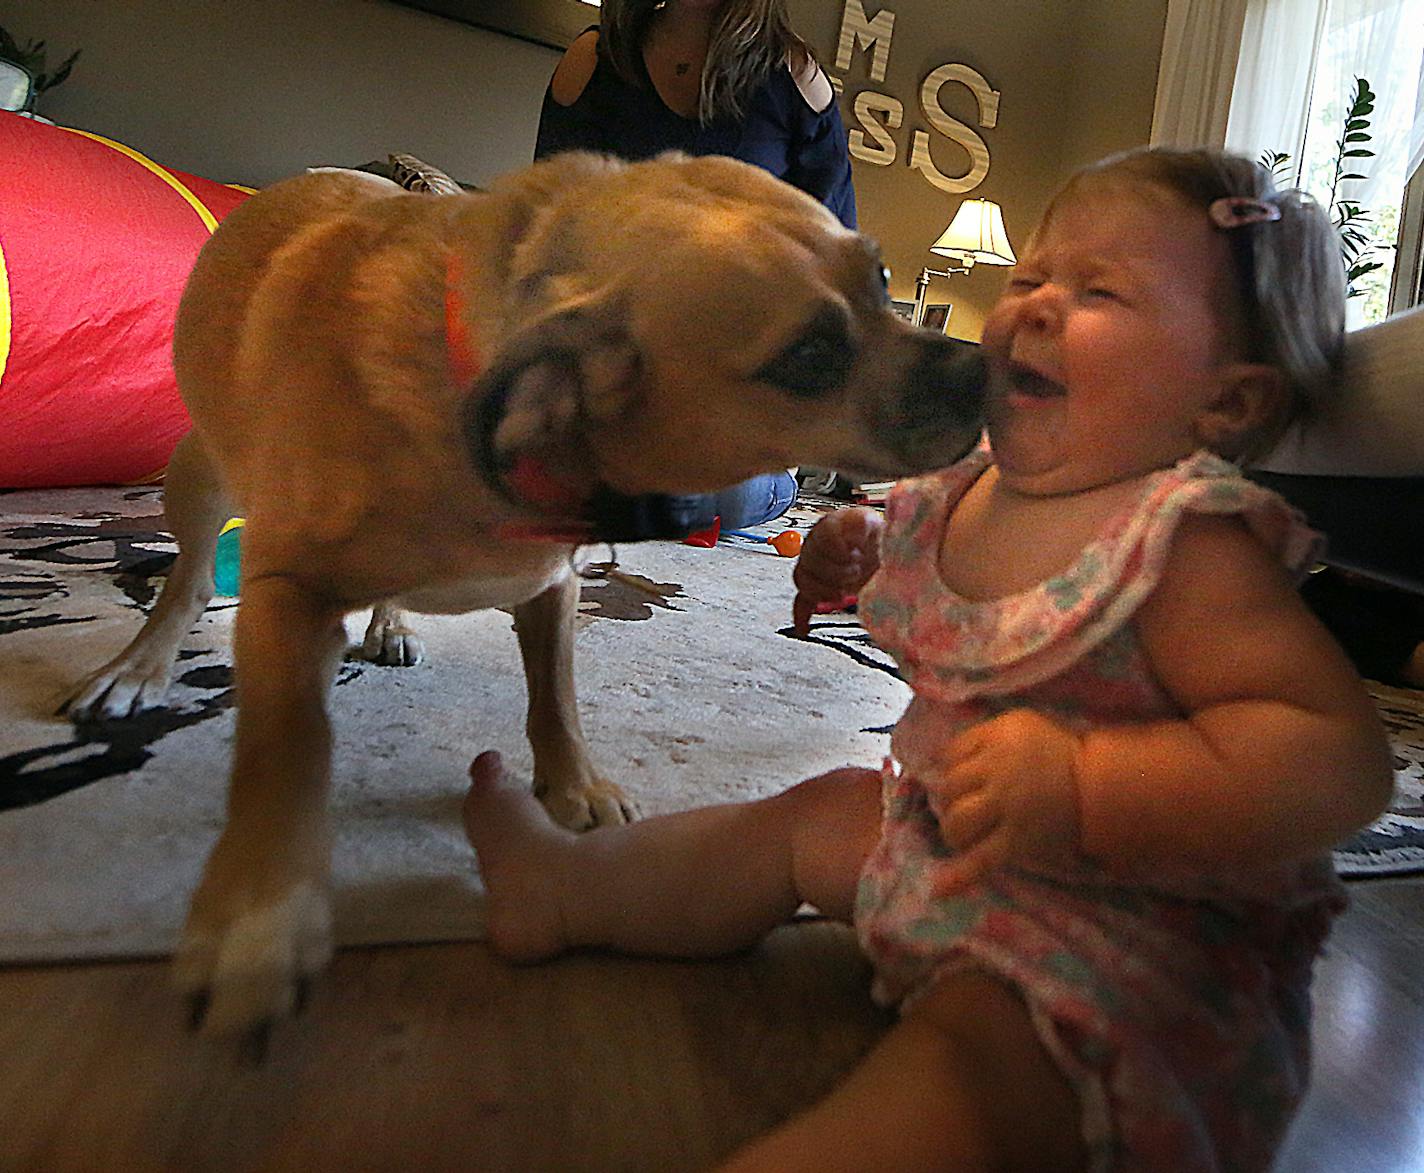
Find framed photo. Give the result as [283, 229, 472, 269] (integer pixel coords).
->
[921, 304, 952, 333]
[387, 0, 598, 50]
[889, 301, 952, 331]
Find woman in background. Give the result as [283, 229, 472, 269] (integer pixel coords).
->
[535, 0, 857, 530]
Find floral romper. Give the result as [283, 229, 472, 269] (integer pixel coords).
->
[854, 447, 1344, 1173]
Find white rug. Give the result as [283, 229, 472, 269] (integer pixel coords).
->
[1333, 681, 1424, 879]
[0, 486, 907, 963]
[2, 486, 1418, 965]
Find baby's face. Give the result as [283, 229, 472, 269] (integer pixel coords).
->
[979, 183, 1244, 496]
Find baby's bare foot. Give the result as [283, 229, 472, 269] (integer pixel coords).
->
[463, 750, 578, 962]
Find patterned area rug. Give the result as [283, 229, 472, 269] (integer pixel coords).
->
[1, 487, 1418, 963]
[1334, 682, 1424, 878]
[0, 486, 906, 963]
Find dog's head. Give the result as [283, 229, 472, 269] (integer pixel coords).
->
[464, 153, 985, 540]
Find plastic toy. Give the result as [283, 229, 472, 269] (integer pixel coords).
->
[724, 528, 803, 557]
[682, 516, 803, 557]
[682, 516, 721, 548]
[214, 517, 244, 596]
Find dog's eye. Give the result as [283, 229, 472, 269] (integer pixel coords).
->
[756, 308, 854, 398]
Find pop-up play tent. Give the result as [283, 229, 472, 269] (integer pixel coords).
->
[0, 113, 252, 488]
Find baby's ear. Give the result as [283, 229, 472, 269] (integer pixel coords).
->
[1194, 363, 1287, 454]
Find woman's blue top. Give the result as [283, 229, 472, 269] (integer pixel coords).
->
[534, 36, 857, 229]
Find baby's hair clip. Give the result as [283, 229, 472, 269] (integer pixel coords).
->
[1209, 196, 1282, 229]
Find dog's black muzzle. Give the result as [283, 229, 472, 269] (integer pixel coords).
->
[867, 335, 988, 475]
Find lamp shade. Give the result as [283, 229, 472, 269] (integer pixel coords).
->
[929, 198, 1016, 266]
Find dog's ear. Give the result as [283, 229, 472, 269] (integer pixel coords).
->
[464, 296, 642, 516]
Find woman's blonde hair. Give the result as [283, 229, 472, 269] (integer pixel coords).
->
[1054, 148, 1347, 461]
[601, 0, 812, 124]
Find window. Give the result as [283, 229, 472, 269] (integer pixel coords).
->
[1226, 0, 1424, 324]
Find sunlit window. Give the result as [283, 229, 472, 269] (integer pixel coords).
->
[1227, 0, 1424, 324]
[1296, 1, 1424, 323]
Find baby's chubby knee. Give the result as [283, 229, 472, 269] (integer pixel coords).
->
[780, 765, 884, 920]
[780, 764, 882, 823]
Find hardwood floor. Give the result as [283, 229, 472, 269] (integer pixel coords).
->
[1277, 878, 1424, 1173]
[1, 881, 1420, 1172]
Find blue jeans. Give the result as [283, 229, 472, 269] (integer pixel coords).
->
[709, 471, 797, 529]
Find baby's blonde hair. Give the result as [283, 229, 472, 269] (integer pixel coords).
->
[1051, 148, 1346, 462]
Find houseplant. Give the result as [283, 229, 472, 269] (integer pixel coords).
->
[1260, 77, 1384, 299]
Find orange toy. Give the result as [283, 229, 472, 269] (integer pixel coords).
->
[724, 526, 802, 557]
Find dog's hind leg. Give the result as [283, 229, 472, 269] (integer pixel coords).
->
[359, 601, 425, 667]
[63, 432, 232, 721]
[513, 571, 635, 830]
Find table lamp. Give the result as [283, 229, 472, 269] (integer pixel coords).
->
[912, 198, 1016, 328]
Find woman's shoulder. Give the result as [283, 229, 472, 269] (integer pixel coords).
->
[788, 54, 833, 114]
[548, 28, 602, 108]
[781, 51, 834, 115]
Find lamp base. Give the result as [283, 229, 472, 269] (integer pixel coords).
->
[912, 263, 971, 327]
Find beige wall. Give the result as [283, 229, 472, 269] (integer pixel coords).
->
[7, 0, 1166, 338]
[2, 0, 560, 189]
[791, 0, 1168, 338]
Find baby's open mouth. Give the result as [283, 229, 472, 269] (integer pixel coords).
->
[1003, 361, 1064, 399]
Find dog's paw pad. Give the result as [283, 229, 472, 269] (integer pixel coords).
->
[537, 782, 637, 831]
[62, 665, 172, 722]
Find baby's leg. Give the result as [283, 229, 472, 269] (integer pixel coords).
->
[720, 970, 1087, 1173]
[463, 751, 881, 961]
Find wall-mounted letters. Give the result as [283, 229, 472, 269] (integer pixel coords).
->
[833, 1, 1001, 195]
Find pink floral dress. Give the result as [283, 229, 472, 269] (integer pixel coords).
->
[854, 447, 1343, 1173]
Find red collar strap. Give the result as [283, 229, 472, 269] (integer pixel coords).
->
[445, 252, 481, 388]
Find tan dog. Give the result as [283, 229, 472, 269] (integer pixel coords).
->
[63, 152, 985, 1039]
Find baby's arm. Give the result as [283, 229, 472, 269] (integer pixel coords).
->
[791, 506, 884, 635]
[1075, 515, 1394, 873]
[924, 515, 1394, 890]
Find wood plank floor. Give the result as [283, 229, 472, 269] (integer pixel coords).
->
[1, 879, 1420, 1172]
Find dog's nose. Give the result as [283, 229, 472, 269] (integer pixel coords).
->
[899, 336, 987, 433]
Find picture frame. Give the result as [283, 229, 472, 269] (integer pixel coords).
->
[920, 304, 952, 334]
[386, 0, 597, 50]
[889, 301, 952, 332]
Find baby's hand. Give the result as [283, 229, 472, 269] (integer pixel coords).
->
[921, 710, 1083, 893]
[791, 507, 885, 636]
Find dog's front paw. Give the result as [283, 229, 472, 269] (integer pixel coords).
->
[62, 656, 176, 722]
[174, 879, 333, 1045]
[535, 775, 637, 830]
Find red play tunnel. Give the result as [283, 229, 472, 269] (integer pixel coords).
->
[0, 113, 252, 488]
